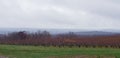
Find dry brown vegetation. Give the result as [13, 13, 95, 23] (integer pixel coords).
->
[0, 31, 120, 48]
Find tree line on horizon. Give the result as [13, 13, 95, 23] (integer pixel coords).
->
[0, 31, 120, 48]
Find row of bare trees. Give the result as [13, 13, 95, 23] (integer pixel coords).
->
[0, 31, 120, 48]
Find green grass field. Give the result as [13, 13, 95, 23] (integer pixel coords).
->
[0, 45, 120, 58]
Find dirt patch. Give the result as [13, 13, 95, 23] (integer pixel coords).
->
[47, 55, 97, 58]
[0, 56, 8, 58]
[47, 55, 116, 58]
[100, 56, 116, 58]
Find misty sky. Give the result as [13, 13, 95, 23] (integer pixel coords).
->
[0, 0, 120, 30]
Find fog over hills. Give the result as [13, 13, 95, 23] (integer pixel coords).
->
[0, 28, 120, 36]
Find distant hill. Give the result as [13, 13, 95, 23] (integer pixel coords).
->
[75, 31, 120, 36]
[0, 28, 120, 36]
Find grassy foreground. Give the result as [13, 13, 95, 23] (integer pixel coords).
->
[0, 45, 120, 58]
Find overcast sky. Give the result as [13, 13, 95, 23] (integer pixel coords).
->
[0, 0, 120, 30]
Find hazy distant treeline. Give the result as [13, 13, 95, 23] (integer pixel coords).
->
[0, 31, 120, 48]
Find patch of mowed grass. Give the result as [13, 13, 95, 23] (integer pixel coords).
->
[0, 45, 120, 58]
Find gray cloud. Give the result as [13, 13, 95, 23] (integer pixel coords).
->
[0, 0, 120, 30]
